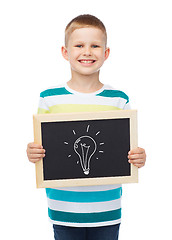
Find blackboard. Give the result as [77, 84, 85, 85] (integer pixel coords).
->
[33, 110, 138, 188]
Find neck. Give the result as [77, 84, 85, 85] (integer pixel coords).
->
[67, 71, 103, 93]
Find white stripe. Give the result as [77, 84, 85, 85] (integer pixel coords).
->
[44, 94, 127, 107]
[48, 198, 121, 213]
[54, 184, 122, 192]
[49, 217, 121, 227]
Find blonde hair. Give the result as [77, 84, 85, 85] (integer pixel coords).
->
[65, 14, 107, 47]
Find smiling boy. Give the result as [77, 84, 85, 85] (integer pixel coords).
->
[61, 26, 109, 91]
[27, 14, 146, 240]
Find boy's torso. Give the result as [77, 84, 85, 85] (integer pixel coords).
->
[38, 82, 130, 227]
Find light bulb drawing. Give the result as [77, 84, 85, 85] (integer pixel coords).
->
[74, 136, 97, 175]
[64, 124, 104, 175]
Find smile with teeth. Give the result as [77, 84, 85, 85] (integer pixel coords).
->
[78, 59, 96, 64]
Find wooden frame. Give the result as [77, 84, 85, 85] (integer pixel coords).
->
[33, 110, 138, 188]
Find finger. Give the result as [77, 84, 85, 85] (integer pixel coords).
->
[28, 148, 45, 155]
[128, 153, 144, 160]
[133, 163, 145, 168]
[27, 151, 45, 162]
[28, 153, 45, 163]
[28, 153, 45, 159]
[29, 158, 43, 163]
[129, 147, 145, 155]
[128, 159, 145, 167]
[128, 158, 145, 164]
[28, 142, 43, 149]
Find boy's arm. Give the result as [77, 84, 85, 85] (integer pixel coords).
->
[27, 92, 49, 163]
[123, 97, 146, 168]
[128, 147, 146, 168]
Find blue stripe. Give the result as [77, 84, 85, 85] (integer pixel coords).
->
[40, 88, 73, 98]
[46, 187, 122, 203]
[48, 208, 121, 223]
[97, 90, 129, 103]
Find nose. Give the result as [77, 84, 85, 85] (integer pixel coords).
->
[83, 46, 92, 56]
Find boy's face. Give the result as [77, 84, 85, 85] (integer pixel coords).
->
[62, 27, 110, 77]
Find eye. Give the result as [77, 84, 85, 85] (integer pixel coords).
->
[92, 45, 99, 48]
[75, 45, 83, 48]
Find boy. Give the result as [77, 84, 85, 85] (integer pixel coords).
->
[27, 14, 146, 240]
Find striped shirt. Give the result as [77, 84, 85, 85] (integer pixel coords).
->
[38, 83, 130, 227]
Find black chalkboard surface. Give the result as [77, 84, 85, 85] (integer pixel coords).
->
[33, 110, 138, 188]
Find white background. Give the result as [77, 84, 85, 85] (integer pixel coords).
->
[0, 0, 172, 239]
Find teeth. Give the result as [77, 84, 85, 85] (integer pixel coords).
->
[80, 60, 94, 63]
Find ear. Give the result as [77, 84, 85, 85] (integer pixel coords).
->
[61, 46, 69, 61]
[104, 47, 110, 61]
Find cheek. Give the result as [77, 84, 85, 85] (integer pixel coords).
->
[69, 51, 80, 62]
[97, 53, 106, 64]
[96, 50, 106, 59]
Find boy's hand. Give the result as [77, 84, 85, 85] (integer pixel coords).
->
[26, 142, 45, 163]
[128, 147, 146, 168]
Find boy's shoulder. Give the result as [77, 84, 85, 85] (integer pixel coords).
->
[100, 84, 129, 102]
[40, 83, 69, 98]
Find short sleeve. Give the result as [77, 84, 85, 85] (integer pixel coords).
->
[123, 101, 131, 110]
[37, 96, 50, 114]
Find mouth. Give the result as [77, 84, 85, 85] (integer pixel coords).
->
[78, 59, 96, 65]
